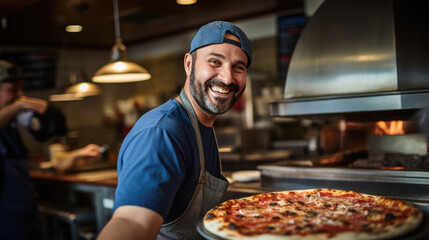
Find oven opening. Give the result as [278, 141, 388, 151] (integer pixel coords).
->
[346, 120, 428, 170]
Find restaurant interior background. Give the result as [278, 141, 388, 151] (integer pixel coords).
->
[4, 0, 429, 239]
[1, 0, 322, 166]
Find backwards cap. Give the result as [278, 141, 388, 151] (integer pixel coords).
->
[0, 60, 22, 83]
[189, 21, 252, 67]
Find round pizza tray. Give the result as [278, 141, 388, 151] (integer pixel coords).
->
[197, 212, 429, 240]
[197, 219, 227, 240]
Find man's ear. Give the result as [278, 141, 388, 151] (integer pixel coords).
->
[184, 53, 193, 77]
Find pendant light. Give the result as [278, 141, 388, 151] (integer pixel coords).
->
[50, 50, 83, 102]
[92, 0, 151, 83]
[66, 3, 101, 97]
[49, 76, 84, 102]
[65, 70, 101, 97]
[50, 2, 101, 102]
[177, 0, 197, 5]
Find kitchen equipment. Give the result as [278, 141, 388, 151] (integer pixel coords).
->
[263, 1, 429, 232]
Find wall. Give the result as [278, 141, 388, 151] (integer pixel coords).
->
[4, 14, 283, 160]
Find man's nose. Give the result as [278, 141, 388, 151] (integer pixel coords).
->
[217, 66, 234, 84]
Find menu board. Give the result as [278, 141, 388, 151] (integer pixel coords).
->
[0, 51, 57, 89]
[278, 14, 308, 81]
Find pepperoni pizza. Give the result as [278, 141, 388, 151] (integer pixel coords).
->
[203, 189, 423, 239]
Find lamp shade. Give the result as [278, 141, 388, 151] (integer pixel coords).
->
[177, 0, 197, 5]
[49, 93, 83, 102]
[65, 82, 101, 96]
[92, 60, 151, 83]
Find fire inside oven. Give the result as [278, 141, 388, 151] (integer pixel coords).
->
[351, 120, 429, 170]
[274, 113, 429, 171]
[315, 118, 429, 170]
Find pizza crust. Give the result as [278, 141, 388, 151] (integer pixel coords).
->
[203, 189, 424, 240]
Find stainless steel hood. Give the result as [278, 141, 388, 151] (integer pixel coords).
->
[271, 0, 429, 117]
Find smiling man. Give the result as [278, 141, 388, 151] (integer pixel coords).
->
[98, 21, 252, 240]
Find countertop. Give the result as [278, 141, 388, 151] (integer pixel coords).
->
[30, 168, 118, 186]
[30, 168, 272, 194]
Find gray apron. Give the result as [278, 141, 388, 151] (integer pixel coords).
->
[157, 89, 229, 239]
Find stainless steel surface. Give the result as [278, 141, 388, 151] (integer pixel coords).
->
[257, 165, 429, 203]
[258, 165, 429, 185]
[271, 90, 429, 117]
[272, 0, 429, 117]
[368, 134, 428, 156]
[285, 0, 397, 98]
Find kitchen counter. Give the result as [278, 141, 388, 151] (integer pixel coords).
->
[30, 168, 118, 232]
[30, 169, 272, 194]
[30, 168, 118, 186]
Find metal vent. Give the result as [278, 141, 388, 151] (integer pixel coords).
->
[271, 0, 429, 117]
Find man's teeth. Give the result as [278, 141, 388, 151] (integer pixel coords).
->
[211, 85, 230, 94]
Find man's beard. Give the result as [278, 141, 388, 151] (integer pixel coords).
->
[189, 64, 244, 115]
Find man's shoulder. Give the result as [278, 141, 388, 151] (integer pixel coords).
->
[131, 99, 191, 136]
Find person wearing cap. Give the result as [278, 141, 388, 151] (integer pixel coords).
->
[98, 21, 252, 239]
[0, 60, 49, 240]
[0, 60, 102, 239]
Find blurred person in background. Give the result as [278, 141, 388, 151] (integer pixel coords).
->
[0, 60, 102, 240]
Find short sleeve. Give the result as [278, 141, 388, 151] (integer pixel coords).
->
[113, 127, 186, 219]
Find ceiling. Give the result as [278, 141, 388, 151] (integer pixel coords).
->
[0, 0, 304, 49]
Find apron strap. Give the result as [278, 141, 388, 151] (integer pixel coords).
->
[179, 89, 205, 169]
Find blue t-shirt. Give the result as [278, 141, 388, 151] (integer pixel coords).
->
[113, 99, 222, 223]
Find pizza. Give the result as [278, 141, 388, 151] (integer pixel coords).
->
[203, 189, 423, 240]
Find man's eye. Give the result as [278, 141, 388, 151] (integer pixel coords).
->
[234, 65, 246, 72]
[209, 59, 221, 65]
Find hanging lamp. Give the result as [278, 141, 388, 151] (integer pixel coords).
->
[50, 50, 83, 102]
[50, 3, 101, 101]
[92, 0, 151, 83]
[66, 3, 101, 97]
[177, 0, 197, 5]
[65, 71, 101, 97]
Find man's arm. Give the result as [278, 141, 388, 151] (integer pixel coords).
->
[97, 205, 163, 240]
[0, 103, 22, 128]
[54, 144, 101, 173]
[0, 97, 47, 128]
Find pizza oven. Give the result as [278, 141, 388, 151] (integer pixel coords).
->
[262, 0, 429, 216]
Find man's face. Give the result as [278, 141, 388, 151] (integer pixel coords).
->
[189, 33, 248, 115]
[0, 81, 24, 109]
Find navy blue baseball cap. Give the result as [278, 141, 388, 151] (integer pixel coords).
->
[190, 21, 252, 67]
